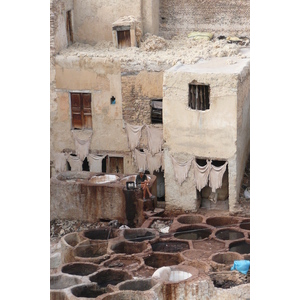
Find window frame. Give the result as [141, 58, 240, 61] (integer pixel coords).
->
[188, 83, 210, 111]
[70, 92, 92, 130]
[151, 99, 163, 124]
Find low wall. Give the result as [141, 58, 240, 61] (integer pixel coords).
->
[50, 171, 157, 224]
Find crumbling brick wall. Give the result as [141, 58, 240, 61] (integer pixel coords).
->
[121, 71, 163, 125]
[159, 0, 250, 39]
[121, 74, 152, 125]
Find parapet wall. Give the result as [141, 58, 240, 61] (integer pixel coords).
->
[159, 0, 250, 39]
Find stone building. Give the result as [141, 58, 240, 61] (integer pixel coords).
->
[50, 0, 250, 214]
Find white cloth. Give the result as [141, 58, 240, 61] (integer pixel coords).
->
[125, 123, 144, 151]
[146, 125, 163, 155]
[146, 150, 163, 175]
[134, 148, 147, 172]
[193, 160, 211, 192]
[87, 154, 106, 172]
[72, 130, 93, 161]
[54, 152, 68, 173]
[170, 155, 193, 185]
[67, 154, 82, 171]
[209, 162, 228, 192]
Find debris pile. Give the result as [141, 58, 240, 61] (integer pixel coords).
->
[50, 219, 107, 238]
[140, 34, 168, 51]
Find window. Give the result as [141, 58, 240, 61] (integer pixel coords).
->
[70, 93, 92, 130]
[188, 83, 210, 111]
[151, 99, 163, 124]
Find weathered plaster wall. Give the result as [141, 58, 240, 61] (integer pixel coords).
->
[73, 0, 143, 44]
[235, 67, 250, 210]
[51, 55, 138, 174]
[163, 63, 238, 158]
[162, 57, 251, 212]
[121, 70, 163, 148]
[142, 0, 160, 35]
[50, 0, 74, 55]
[159, 0, 250, 39]
[50, 0, 75, 165]
[163, 149, 199, 213]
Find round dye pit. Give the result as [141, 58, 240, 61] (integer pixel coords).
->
[110, 241, 148, 254]
[152, 265, 198, 283]
[74, 240, 109, 263]
[83, 228, 118, 240]
[211, 252, 243, 265]
[210, 271, 249, 289]
[123, 228, 157, 242]
[215, 228, 245, 240]
[71, 283, 108, 298]
[97, 291, 154, 300]
[50, 274, 82, 290]
[61, 262, 99, 276]
[174, 226, 212, 240]
[229, 240, 250, 254]
[89, 174, 119, 184]
[89, 269, 133, 288]
[176, 214, 204, 224]
[62, 232, 82, 247]
[240, 219, 250, 230]
[118, 278, 156, 291]
[151, 240, 189, 253]
[102, 255, 143, 270]
[144, 253, 183, 269]
[205, 216, 240, 227]
[168, 270, 192, 282]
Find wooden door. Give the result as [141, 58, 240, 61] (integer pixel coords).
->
[117, 30, 131, 48]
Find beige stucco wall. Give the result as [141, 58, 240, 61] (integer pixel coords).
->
[51, 55, 138, 174]
[235, 69, 250, 210]
[162, 57, 250, 212]
[73, 0, 143, 44]
[159, 0, 250, 39]
[51, 55, 166, 176]
[51, 0, 74, 54]
[142, 0, 160, 35]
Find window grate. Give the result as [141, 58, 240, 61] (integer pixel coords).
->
[188, 84, 210, 111]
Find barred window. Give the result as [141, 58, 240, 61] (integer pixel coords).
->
[188, 83, 210, 111]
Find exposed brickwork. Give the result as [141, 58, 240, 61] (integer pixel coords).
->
[121, 74, 155, 126]
[159, 0, 250, 39]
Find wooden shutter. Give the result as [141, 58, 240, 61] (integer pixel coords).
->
[71, 93, 92, 129]
[82, 93, 92, 129]
[71, 93, 83, 129]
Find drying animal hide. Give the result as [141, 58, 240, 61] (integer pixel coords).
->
[125, 123, 143, 151]
[193, 160, 211, 191]
[87, 154, 106, 172]
[209, 162, 228, 192]
[146, 150, 163, 174]
[134, 148, 147, 171]
[72, 130, 93, 161]
[54, 152, 68, 173]
[171, 155, 193, 185]
[146, 125, 163, 155]
[67, 154, 82, 171]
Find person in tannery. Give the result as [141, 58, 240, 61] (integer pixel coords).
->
[136, 168, 155, 200]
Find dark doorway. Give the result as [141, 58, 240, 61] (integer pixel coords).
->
[66, 10, 73, 46]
